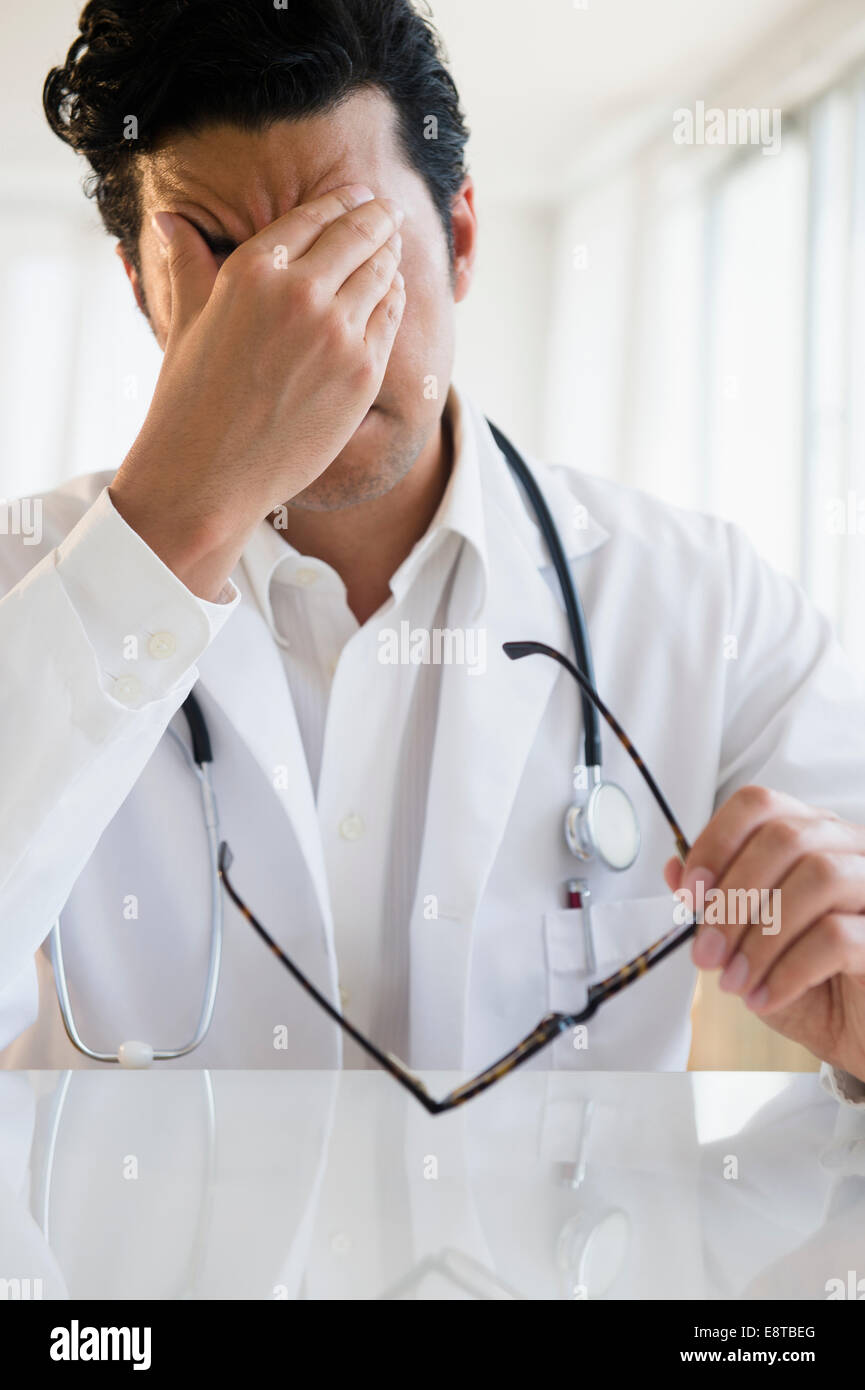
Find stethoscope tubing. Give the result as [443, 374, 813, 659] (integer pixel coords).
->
[50, 700, 224, 1064]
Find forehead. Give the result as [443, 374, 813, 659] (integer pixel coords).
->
[138, 87, 415, 239]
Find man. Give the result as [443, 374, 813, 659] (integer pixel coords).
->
[1, 0, 865, 1099]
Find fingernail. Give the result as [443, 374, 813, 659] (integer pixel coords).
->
[719, 951, 750, 993]
[664, 856, 682, 887]
[394, 269, 405, 289]
[679, 864, 716, 901]
[692, 926, 726, 969]
[347, 184, 375, 205]
[383, 199, 405, 226]
[151, 212, 176, 248]
[746, 985, 770, 1011]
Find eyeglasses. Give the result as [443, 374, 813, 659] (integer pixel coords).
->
[218, 640, 697, 1114]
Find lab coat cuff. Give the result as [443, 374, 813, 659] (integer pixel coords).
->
[53, 487, 240, 708]
[820, 1061, 865, 1107]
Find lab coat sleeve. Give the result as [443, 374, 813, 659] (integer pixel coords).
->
[0, 487, 240, 1028]
[715, 520, 865, 1103]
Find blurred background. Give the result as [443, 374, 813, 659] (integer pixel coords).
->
[3, 0, 865, 1071]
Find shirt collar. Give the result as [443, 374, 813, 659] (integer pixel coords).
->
[387, 381, 488, 611]
[237, 382, 609, 634]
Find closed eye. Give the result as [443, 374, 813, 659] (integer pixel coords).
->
[185, 218, 239, 261]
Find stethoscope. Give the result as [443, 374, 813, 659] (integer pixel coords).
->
[49, 421, 641, 1067]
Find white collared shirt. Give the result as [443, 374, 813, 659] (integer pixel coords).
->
[238, 386, 488, 1061]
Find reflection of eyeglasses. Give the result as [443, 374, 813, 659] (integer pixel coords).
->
[218, 640, 697, 1115]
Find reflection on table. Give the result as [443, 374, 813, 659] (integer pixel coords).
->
[0, 1069, 862, 1300]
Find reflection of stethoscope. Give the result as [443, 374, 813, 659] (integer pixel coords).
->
[48, 422, 641, 1067]
[377, 1096, 631, 1301]
[34, 1069, 217, 1300]
[554, 1098, 631, 1299]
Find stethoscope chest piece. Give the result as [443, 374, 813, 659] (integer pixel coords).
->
[565, 779, 640, 872]
[557, 1207, 631, 1299]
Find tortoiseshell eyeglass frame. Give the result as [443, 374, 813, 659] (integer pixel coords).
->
[217, 639, 697, 1115]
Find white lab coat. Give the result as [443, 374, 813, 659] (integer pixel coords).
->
[2, 393, 865, 1078]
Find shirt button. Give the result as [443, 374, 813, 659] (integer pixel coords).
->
[147, 631, 177, 660]
[113, 675, 142, 704]
[292, 567, 319, 588]
[330, 1231, 352, 1254]
[339, 813, 365, 841]
[339, 985, 350, 1010]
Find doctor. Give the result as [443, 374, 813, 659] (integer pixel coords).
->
[2, 0, 865, 1098]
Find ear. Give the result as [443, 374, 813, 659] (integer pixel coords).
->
[114, 241, 147, 316]
[450, 176, 477, 304]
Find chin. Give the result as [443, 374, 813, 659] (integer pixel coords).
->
[293, 424, 402, 510]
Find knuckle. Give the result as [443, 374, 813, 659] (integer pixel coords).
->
[322, 308, 354, 352]
[760, 819, 805, 858]
[820, 913, 849, 950]
[736, 784, 775, 815]
[293, 202, 330, 233]
[343, 212, 378, 244]
[802, 851, 837, 891]
[222, 248, 267, 290]
[168, 244, 198, 280]
[287, 272, 327, 316]
[352, 352, 380, 388]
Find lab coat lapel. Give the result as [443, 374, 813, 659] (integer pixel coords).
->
[408, 422, 608, 1069]
[193, 592, 333, 934]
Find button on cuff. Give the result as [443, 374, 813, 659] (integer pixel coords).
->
[113, 674, 143, 706]
[147, 630, 177, 660]
[54, 488, 241, 709]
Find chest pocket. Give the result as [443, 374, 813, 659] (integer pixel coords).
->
[543, 895, 681, 1014]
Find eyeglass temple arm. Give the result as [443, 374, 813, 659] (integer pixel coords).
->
[218, 842, 449, 1114]
[503, 640, 691, 864]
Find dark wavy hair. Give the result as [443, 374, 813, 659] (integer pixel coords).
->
[43, 0, 469, 271]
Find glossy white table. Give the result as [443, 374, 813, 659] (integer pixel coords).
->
[1, 1070, 862, 1300]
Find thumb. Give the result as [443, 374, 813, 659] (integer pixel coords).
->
[151, 211, 218, 335]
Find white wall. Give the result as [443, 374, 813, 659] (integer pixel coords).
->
[453, 198, 554, 456]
